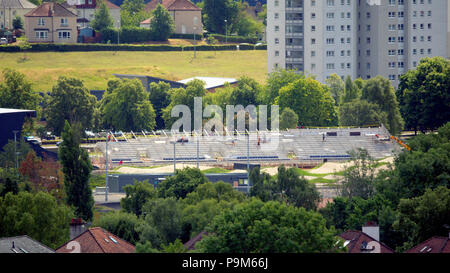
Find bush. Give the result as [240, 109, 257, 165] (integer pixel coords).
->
[208, 33, 259, 44]
[170, 33, 203, 40]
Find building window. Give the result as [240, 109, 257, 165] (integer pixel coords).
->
[38, 18, 45, 26]
[58, 31, 71, 39]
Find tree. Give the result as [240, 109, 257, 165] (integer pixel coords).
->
[0, 191, 73, 249]
[196, 199, 343, 253]
[150, 4, 175, 41]
[228, 76, 263, 106]
[265, 69, 304, 104]
[158, 167, 209, 199]
[393, 186, 450, 252]
[0, 69, 41, 112]
[325, 73, 345, 106]
[121, 180, 157, 217]
[162, 79, 206, 129]
[138, 197, 184, 248]
[0, 138, 31, 169]
[202, 0, 239, 34]
[59, 121, 94, 221]
[277, 77, 338, 127]
[342, 76, 361, 103]
[45, 76, 97, 136]
[19, 151, 64, 201]
[101, 79, 156, 131]
[280, 107, 299, 130]
[12, 16, 23, 30]
[339, 99, 385, 127]
[361, 76, 404, 135]
[94, 211, 144, 245]
[397, 57, 450, 133]
[183, 182, 246, 205]
[233, 9, 263, 37]
[338, 149, 377, 200]
[90, 0, 114, 31]
[149, 81, 171, 130]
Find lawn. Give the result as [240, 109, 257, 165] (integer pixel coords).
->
[0, 50, 267, 91]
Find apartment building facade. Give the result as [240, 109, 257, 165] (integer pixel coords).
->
[268, 0, 449, 86]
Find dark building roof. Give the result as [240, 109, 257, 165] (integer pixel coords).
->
[25, 2, 77, 17]
[407, 236, 450, 253]
[145, 0, 201, 12]
[56, 227, 135, 253]
[0, 235, 55, 253]
[339, 230, 394, 253]
[0, 108, 36, 150]
[184, 231, 208, 251]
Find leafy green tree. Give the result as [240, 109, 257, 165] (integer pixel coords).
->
[338, 149, 377, 200]
[150, 4, 175, 41]
[234, 10, 263, 37]
[0, 191, 73, 249]
[183, 182, 246, 205]
[196, 199, 343, 253]
[0, 138, 31, 168]
[0, 69, 41, 112]
[101, 79, 156, 131]
[59, 121, 94, 221]
[158, 167, 209, 199]
[135, 241, 160, 253]
[342, 76, 361, 103]
[90, 0, 114, 31]
[138, 197, 184, 248]
[229, 76, 263, 106]
[121, 180, 157, 217]
[339, 99, 385, 127]
[94, 211, 144, 245]
[277, 77, 338, 126]
[121, 0, 145, 14]
[162, 79, 206, 129]
[249, 167, 273, 202]
[325, 73, 345, 106]
[265, 69, 304, 104]
[12, 16, 23, 30]
[280, 107, 299, 130]
[397, 57, 450, 133]
[162, 239, 188, 253]
[393, 186, 450, 252]
[45, 77, 97, 136]
[149, 81, 171, 130]
[361, 76, 404, 135]
[202, 0, 239, 34]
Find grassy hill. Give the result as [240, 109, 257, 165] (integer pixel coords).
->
[0, 50, 267, 91]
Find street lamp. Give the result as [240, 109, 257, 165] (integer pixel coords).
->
[193, 26, 197, 58]
[224, 20, 228, 44]
[13, 130, 19, 174]
[117, 20, 120, 44]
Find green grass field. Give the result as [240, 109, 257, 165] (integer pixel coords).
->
[0, 50, 267, 91]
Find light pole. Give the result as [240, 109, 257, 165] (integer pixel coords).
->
[193, 26, 197, 58]
[224, 20, 228, 44]
[196, 136, 199, 169]
[105, 133, 109, 202]
[170, 141, 177, 173]
[117, 20, 120, 45]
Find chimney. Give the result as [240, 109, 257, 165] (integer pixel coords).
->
[70, 218, 87, 240]
[362, 221, 380, 242]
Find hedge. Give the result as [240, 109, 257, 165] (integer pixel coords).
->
[0, 43, 266, 52]
[170, 33, 203, 40]
[207, 34, 259, 44]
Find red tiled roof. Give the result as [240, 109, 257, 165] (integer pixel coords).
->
[145, 0, 201, 12]
[56, 227, 135, 253]
[339, 230, 394, 253]
[25, 2, 77, 17]
[407, 236, 450, 253]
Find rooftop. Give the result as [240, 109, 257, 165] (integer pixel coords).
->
[145, 0, 201, 12]
[0, 0, 36, 9]
[178, 77, 238, 90]
[25, 2, 77, 17]
[407, 236, 450, 253]
[56, 227, 135, 253]
[0, 235, 55, 253]
[0, 108, 37, 115]
[339, 230, 394, 253]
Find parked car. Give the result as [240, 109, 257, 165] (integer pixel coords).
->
[0, 38, 7, 45]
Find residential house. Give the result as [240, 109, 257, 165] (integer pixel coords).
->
[0, 0, 36, 30]
[143, 0, 202, 35]
[65, 0, 120, 29]
[184, 231, 208, 251]
[339, 222, 394, 253]
[56, 227, 135, 253]
[0, 235, 55, 253]
[24, 2, 78, 43]
[407, 236, 450, 253]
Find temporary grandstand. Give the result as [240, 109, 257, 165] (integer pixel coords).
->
[95, 126, 400, 167]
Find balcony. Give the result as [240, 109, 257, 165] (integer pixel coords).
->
[285, 32, 303, 38]
[286, 58, 304, 63]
